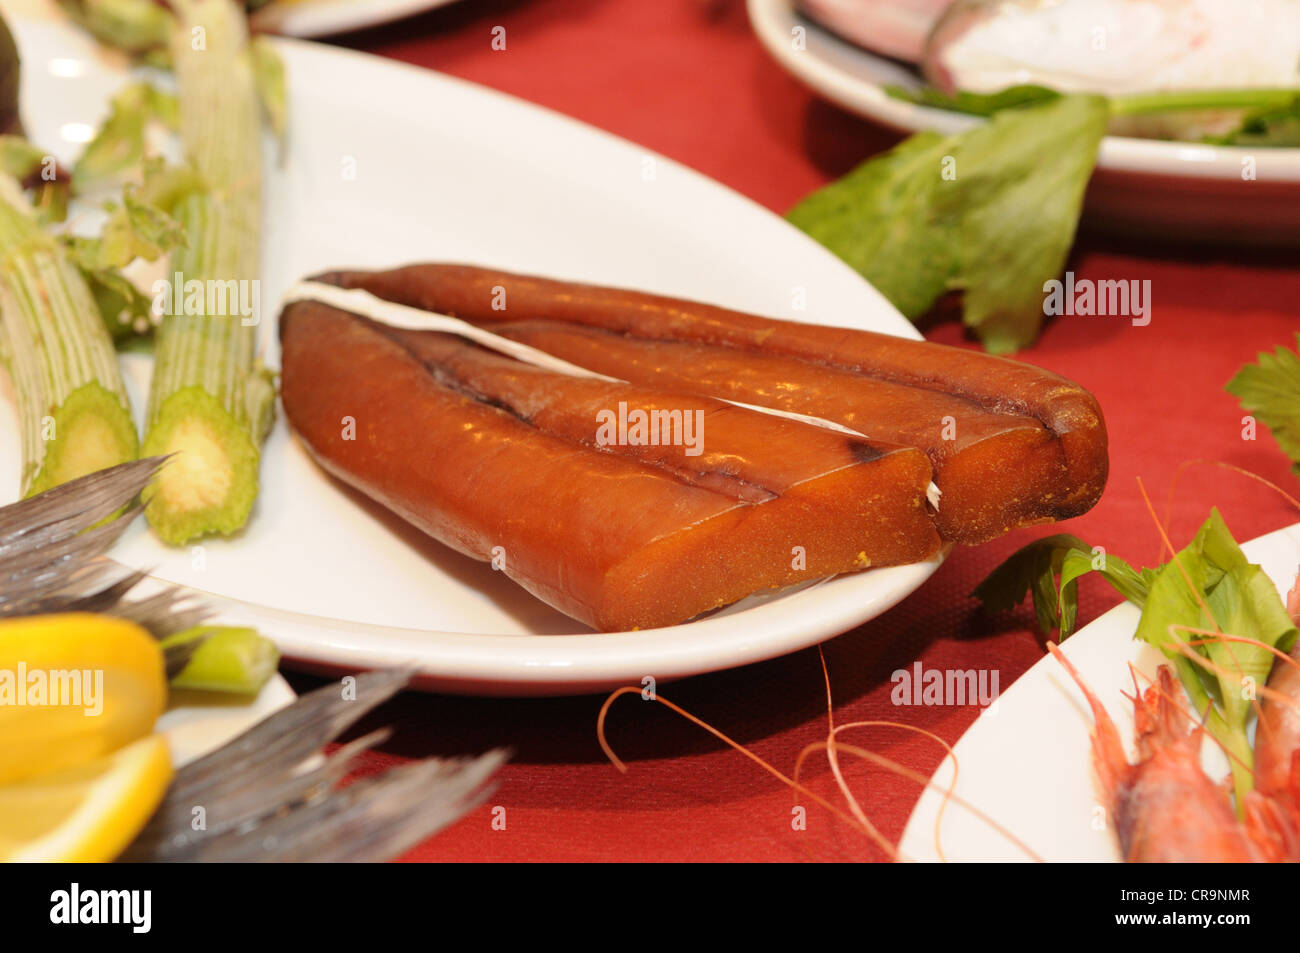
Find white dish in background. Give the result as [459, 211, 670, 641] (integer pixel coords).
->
[748, 0, 1300, 243]
[900, 522, 1300, 863]
[250, 0, 458, 39]
[4, 10, 944, 695]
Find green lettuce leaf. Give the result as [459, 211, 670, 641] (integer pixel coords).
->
[71, 82, 179, 190]
[1227, 333, 1300, 474]
[883, 84, 1060, 117]
[787, 132, 958, 319]
[1132, 510, 1297, 803]
[63, 160, 196, 342]
[978, 510, 1298, 806]
[971, 533, 1149, 639]
[79, 267, 158, 343]
[943, 95, 1107, 353]
[787, 95, 1107, 353]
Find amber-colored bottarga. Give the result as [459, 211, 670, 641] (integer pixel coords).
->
[312, 264, 1109, 543]
[279, 302, 941, 631]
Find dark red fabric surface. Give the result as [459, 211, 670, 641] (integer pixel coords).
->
[282, 0, 1300, 861]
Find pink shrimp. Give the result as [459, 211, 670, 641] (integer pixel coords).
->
[1253, 569, 1300, 806]
[1049, 645, 1262, 862]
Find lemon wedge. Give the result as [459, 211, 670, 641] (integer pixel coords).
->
[0, 613, 167, 784]
[0, 734, 172, 862]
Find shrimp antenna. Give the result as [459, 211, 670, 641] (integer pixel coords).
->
[1137, 476, 1223, 635]
[1163, 459, 1300, 538]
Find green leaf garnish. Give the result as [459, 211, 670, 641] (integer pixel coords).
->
[884, 84, 1061, 117]
[971, 534, 1151, 640]
[943, 95, 1107, 353]
[77, 266, 157, 343]
[890, 82, 1300, 145]
[71, 82, 179, 191]
[976, 511, 1298, 807]
[1227, 333, 1300, 475]
[62, 160, 196, 342]
[787, 131, 958, 319]
[787, 95, 1107, 353]
[1131, 510, 1297, 804]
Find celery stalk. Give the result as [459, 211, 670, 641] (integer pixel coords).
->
[141, 0, 274, 544]
[0, 189, 138, 496]
[163, 625, 279, 695]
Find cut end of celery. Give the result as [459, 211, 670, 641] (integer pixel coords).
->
[164, 625, 279, 695]
[25, 382, 139, 498]
[142, 385, 260, 545]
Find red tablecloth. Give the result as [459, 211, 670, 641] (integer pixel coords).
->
[286, 0, 1300, 861]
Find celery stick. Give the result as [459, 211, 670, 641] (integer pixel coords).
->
[140, 0, 275, 544]
[0, 190, 138, 496]
[163, 625, 279, 695]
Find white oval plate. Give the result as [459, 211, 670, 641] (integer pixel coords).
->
[250, 0, 458, 39]
[748, 0, 1300, 241]
[3, 9, 943, 695]
[900, 521, 1300, 863]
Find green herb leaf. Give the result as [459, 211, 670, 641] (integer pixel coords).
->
[787, 95, 1107, 352]
[971, 533, 1147, 640]
[1212, 106, 1300, 147]
[66, 159, 194, 269]
[80, 267, 157, 342]
[131, 157, 206, 217]
[787, 132, 959, 319]
[1138, 90, 1300, 147]
[884, 83, 1061, 117]
[943, 95, 1108, 353]
[1133, 510, 1297, 804]
[71, 82, 179, 190]
[65, 198, 181, 276]
[1226, 333, 1300, 474]
[977, 511, 1298, 807]
[62, 161, 195, 343]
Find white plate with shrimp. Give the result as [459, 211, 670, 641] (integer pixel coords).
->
[748, 0, 1300, 242]
[0, 6, 946, 695]
[900, 521, 1300, 863]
